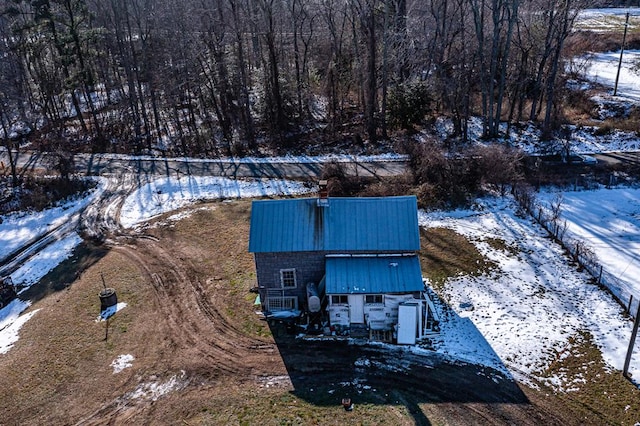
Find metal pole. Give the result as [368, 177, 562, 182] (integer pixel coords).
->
[614, 12, 630, 96]
[623, 301, 640, 378]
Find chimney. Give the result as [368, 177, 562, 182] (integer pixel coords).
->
[317, 180, 329, 207]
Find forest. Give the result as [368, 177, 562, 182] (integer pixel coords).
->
[0, 0, 635, 160]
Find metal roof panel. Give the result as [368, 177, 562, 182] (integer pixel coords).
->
[325, 256, 424, 294]
[249, 196, 420, 252]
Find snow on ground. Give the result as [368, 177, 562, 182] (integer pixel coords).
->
[0, 232, 81, 355]
[145, 207, 214, 229]
[584, 50, 640, 102]
[111, 354, 134, 374]
[436, 45, 640, 154]
[78, 151, 406, 164]
[0, 176, 314, 352]
[120, 176, 314, 228]
[0, 177, 105, 263]
[0, 299, 35, 354]
[419, 196, 639, 389]
[575, 8, 640, 32]
[96, 303, 128, 322]
[10, 232, 82, 289]
[124, 371, 188, 402]
[3, 172, 640, 390]
[436, 113, 640, 155]
[537, 187, 640, 315]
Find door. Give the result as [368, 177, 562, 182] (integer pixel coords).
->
[397, 302, 418, 345]
[348, 295, 364, 324]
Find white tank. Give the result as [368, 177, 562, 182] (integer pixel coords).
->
[306, 282, 321, 313]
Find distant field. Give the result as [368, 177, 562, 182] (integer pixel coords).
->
[575, 8, 640, 33]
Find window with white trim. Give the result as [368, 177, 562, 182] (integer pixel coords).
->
[365, 294, 383, 304]
[280, 269, 297, 288]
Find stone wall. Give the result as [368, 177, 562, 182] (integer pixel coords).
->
[254, 251, 326, 309]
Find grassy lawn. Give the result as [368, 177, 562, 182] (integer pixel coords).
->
[2, 199, 639, 424]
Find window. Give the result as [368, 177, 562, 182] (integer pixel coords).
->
[280, 269, 297, 288]
[365, 294, 383, 304]
[331, 295, 348, 305]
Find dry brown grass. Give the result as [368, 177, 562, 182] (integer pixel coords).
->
[543, 331, 640, 425]
[2, 199, 640, 425]
[0, 249, 152, 424]
[418, 227, 497, 289]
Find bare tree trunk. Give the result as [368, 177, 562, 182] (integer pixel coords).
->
[471, 0, 489, 137]
[229, 0, 256, 148]
[542, 2, 575, 138]
[260, 0, 286, 133]
[60, 0, 103, 140]
[492, 0, 519, 136]
[0, 110, 19, 187]
[290, 0, 304, 118]
[357, 0, 377, 144]
[380, 0, 389, 140]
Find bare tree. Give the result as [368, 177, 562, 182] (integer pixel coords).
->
[0, 15, 26, 187]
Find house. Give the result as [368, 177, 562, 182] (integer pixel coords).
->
[248, 189, 438, 343]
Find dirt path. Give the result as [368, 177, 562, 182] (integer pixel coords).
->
[1, 183, 627, 424]
[66, 204, 588, 425]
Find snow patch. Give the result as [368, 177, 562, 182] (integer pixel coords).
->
[120, 176, 314, 228]
[126, 371, 187, 402]
[0, 304, 39, 354]
[111, 354, 134, 373]
[419, 195, 640, 388]
[96, 302, 128, 322]
[10, 232, 82, 289]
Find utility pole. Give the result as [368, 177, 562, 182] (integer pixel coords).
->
[623, 300, 640, 378]
[614, 12, 630, 96]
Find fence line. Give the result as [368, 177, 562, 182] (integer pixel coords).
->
[513, 185, 640, 319]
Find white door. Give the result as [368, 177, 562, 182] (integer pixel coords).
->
[348, 295, 364, 324]
[397, 302, 418, 344]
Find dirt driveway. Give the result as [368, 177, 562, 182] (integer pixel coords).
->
[0, 200, 627, 425]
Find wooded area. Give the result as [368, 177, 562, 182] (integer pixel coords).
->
[0, 0, 605, 157]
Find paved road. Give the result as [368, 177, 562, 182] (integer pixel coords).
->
[2, 150, 409, 179]
[594, 151, 640, 167]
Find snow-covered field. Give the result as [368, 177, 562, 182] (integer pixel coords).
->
[584, 50, 640, 102]
[0, 178, 104, 264]
[120, 176, 314, 228]
[576, 8, 640, 32]
[538, 187, 640, 316]
[419, 196, 639, 389]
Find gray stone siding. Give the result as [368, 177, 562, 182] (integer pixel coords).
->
[254, 252, 326, 309]
[253, 250, 418, 311]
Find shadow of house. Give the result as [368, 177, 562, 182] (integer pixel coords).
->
[265, 313, 528, 425]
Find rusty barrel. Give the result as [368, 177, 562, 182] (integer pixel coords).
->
[99, 288, 117, 311]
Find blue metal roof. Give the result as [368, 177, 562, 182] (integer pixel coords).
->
[248, 196, 420, 253]
[325, 256, 424, 294]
